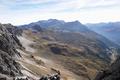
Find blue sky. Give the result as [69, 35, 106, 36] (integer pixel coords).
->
[0, 0, 120, 25]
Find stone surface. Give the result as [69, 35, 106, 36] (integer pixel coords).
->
[94, 56, 120, 80]
[0, 23, 23, 77]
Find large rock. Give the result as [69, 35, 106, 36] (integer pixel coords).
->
[0, 23, 22, 77]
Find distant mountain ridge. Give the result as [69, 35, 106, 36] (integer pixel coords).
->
[86, 22, 120, 45]
[19, 19, 120, 62]
[20, 19, 90, 32]
[20, 19, 119, 47]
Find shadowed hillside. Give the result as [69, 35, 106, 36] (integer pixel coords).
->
[94, 56, 120, 80]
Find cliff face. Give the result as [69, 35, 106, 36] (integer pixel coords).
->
[94, 56, 120, 80]
[0, 24, 22, 77]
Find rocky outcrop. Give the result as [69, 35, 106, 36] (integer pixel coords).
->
[94, 56, 120, 80]
[39, 74, 60, 80]
[3, 24, 23, 36]
[0, 50, 21, 76]
[0, 23, 22, 77]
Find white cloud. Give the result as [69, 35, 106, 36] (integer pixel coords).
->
[0, 0, 120, 25]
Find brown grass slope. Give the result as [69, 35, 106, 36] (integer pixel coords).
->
[22, 30, 110, 80]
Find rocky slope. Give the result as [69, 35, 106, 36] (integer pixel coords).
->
[94, 56, 120, 80]
[0, 23, 22, 78]
[0, 23, 71, 80]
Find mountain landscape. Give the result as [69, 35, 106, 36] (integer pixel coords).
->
[0, 0, 120, 80]
[86, 22, 120, 45]
[0, 19, 120, 80]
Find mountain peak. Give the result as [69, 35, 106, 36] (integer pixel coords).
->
[74, 20, 80, 23]
[48, 19, 60, 22]
[47, 19, 65, 24]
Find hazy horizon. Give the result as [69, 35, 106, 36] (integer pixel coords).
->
[0, 0, 120, 25]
